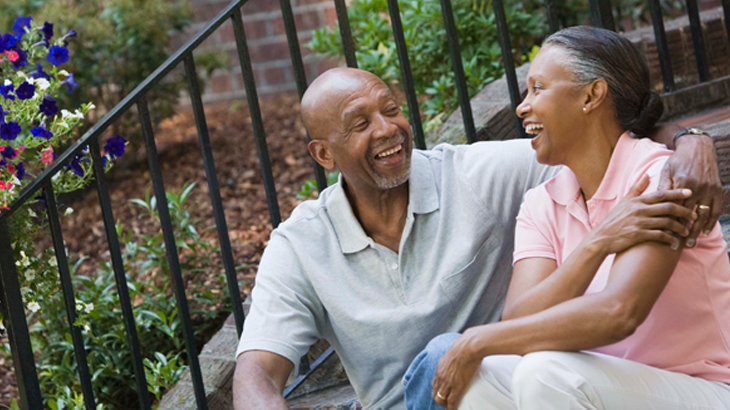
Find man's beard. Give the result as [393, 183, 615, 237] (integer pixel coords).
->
[366, 132, 412, 190]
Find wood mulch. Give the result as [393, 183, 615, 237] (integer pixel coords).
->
[0, 93, 318, 406]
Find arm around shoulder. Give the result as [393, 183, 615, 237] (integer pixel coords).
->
[233, 350, 294, 410]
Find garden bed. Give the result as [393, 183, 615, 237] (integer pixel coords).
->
[0, 93, 317, 407]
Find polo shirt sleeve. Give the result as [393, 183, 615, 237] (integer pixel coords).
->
[513, 188, 558, 264]
[235, 231, 323, 373]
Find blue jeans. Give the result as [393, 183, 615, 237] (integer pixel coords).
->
[403, 333, 461, 410]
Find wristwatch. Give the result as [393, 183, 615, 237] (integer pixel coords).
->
[673, 127, 709, 148]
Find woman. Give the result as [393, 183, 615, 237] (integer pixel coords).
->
[429, 26, 730, 409]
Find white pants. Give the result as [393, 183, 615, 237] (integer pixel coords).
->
[459, 351, 730, 409]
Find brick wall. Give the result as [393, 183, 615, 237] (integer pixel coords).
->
[181, 0, 340, 104]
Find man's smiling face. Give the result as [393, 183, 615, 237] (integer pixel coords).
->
[303, 69, 413, 193]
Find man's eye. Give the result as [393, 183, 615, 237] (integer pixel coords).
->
[386, 106, 399, 114]
[355, 121, 368, 130]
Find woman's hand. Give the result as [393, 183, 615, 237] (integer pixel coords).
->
[659, 133, 721, 246]
[432, 331, 482, 410]
[589, 174, 696, 255]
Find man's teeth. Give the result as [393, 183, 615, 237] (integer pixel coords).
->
[375, 144, 402, 159]
[525, 123, 544, 135]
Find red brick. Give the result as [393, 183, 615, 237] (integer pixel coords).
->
[294, 0, 331, 6]
[220, 19, 268, 43]
[248, 39, 292, 63]
[242, 0, 281, 14]
[208, 73, 233, 94]
[272, 9, 321, 35]
[260, 66, 291, 86]
[323, 5, 337, 25]
[193, 0, 229, 22]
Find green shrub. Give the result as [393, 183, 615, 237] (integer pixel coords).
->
[17, 183, 232, 409]
[307, 0, 545, 132]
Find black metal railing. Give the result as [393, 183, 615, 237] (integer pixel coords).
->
[1, 0, 728, 408]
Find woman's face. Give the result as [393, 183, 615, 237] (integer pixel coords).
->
[516, 45, 588, 166]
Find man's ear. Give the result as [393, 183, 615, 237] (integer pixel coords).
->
[308, 140, 335, 171]
[583, 79, 609, 113]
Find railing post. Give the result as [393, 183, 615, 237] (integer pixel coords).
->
[0, 220, 43, 410]
[686, 0, 710, 82]
[334, 0, 358, 68]
[589, 0, 616, 31]
[439, 0, 477, 143]
[544, 0, 560, 34]
[648, 0, 675, 92]
[494, 0, 527, 139]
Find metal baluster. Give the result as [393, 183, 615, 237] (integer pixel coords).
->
[334, 0, 358, 68]
[387, 0, 426, 150]
[0, 220, 42, 410]
[276, 0, 328, 192]
[88, 138, 152, 410]
[589, 0, 616, 31]
[722, 0, 730, 46]
[494, 0, 526, 139]
[43, 183, 96, 409]
[439, 0, 477, 144]
[648, 0, 675, 91]
[229, 12, 281, 230]
[544, 0, 560, 34]
[686, 0, 710, 82]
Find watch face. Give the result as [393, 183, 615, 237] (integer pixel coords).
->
[687, 128, 704, 135]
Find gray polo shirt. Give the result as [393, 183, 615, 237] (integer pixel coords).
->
[236, 140, 557, 409]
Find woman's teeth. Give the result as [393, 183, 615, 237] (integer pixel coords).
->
[376, 144, 402, 159]
[525, 123, 544, 135]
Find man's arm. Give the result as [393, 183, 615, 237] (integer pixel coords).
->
[651, 124, 722, 244]
[233, 351, 294, 410]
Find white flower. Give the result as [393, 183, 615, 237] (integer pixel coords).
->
[82, 324, 91, 334]
[28, 302, 40, 313]
[33, 93, 40, 99]
[28, 209, 37, 218]
[76, 301, 84, 311]
[35, 78, 50, 90]
[25, 270, 35, 281]
[24, 76, 33, 84]
[3, 79, 11, 86]
[74, 110, 84, 119]
[49, 258, 57, 267]
[64, 207, 74, 216]
[58, 70, 70, 77]
[84, 303, 94, 314]
[17, 71, 26, 79]
[88, 103, 96, 111]
[61, 109, 72, 118]
[20, 287, 30, 295]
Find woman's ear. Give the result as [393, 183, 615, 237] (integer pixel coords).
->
[583, 79, 609, 114]
[308, 140, 335, 171]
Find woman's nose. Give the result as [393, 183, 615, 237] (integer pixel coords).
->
[516, 99, 531, 118]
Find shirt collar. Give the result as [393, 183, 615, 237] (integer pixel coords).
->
[326, 151, 440, 254]
[545, 132, 637, 205]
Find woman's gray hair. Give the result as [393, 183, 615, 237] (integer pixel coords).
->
[543, 26, 663, 136]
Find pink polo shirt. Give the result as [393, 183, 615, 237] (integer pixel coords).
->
[514, 132, 730, 384]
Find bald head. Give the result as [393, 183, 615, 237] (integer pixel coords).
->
[301, 68, 391, 140]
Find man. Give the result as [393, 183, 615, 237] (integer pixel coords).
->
[232, 67, 721, 409]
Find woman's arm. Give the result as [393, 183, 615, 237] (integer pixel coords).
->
[503, 175, 695, 320]
[433, 239, 682, 409]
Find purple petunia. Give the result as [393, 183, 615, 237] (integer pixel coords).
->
[66, 154, 85, 177]
[1, 146, 16, 159]
[42, 22, 53, 43]
[39, 94, 58, 116]
[15, 162, 25, 180]
[60, 29, 77, 46]
[104, 135, 127, 158]
[0, 84, 14, 101]
[1, 34, 20, 51]
[30, 63, 51, 80]
[15, 81, 35, 100]
[31, 126, 53, 140]
[61, 73, 77, 93]
[47, 45, 69, 66]
[0, 122, 20, 141]
[11, 49, 28, 69]
[12, 17, 33, 35]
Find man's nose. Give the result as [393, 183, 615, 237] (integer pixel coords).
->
[372, 113, 397, 139]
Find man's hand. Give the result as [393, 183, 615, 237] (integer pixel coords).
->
[589, 174, 697, 254]
[658, 133, 722, 247]
[233, 351, 293, 410]
[431, 332, 482, 410]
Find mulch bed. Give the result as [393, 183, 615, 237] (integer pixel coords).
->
[0, 93, 318, 406]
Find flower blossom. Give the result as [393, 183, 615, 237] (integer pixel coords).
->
[39, 95, 58, 116]
[84, 303, 94, 313]
[30, 63, 51, 80]
[28, 302, 40, 313]
[41, 147, 54, 164]
[7, 50, 19, 62]
[47, 45, 69, 66]
[42, 22, 54, 43]
[61, 73, 77, 93]
[0, 122, 21, 141]
[31, 126, 53, 140]
[12, 17, 33, 35]
[104, 135, 127, 158]
[0, 83, 15, 101]
[16, 162, 25, 180]
[11, 49, 28, 69]
[15, 82, 36, 100]
[0, 146, 14, 159]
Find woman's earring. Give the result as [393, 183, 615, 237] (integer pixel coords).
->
[583, 107, 587, 113]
